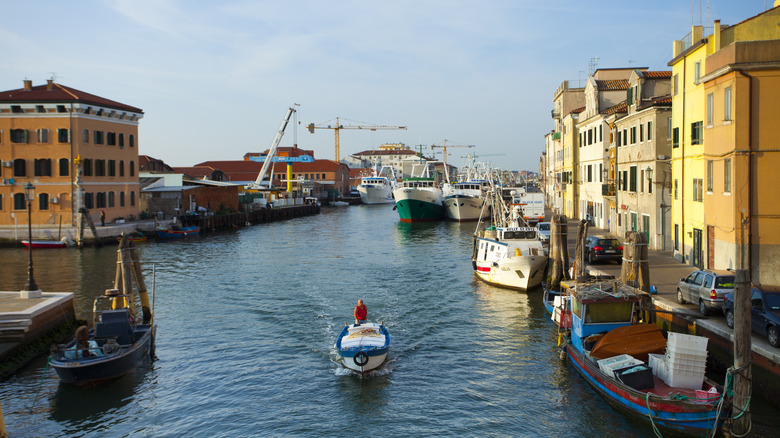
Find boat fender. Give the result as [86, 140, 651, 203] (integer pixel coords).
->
[353, 351, 369, 367]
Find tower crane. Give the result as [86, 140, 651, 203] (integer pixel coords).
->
[306, 117, 407, 162]
[430, 140, 474, 166]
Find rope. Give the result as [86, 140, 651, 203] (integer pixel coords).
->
[29, 356, 52, 413]
[645, 392, 663, 438]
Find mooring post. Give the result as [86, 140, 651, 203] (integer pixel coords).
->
[573, 219, 588, 280]
[732, 268, 752, 434]
[550, 215, 562, 291]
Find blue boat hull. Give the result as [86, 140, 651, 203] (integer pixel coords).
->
[51, 325, 155, 386]
[156, 226, 199, 239]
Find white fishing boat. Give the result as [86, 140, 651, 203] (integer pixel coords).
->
[472, 190, 547, 291]
[357, 166, 396, 204]
[443, 180, 487, 221]
[335, 322, 390, 373]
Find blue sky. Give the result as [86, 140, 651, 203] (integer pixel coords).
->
[1, 1, 771, 171]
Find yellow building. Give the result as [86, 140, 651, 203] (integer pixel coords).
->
[702, 35, 780, 284]
[0, 80, 143, 227]
[668, 4, 780, 268]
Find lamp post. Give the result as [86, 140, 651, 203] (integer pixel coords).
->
[23, 182, 39, 292]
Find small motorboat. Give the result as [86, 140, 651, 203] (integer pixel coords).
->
[22, 240, 66, 249]
[155, 225, 199, 239]
[118, 232, 148, 243]
[335, 322, 390, 373]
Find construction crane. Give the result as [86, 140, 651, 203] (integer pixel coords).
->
[430, 140, 474, 166]
[251, 104, 299, 189]
[306, 117, 407, 162]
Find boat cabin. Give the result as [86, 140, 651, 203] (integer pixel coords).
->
[398, 178, 436, 189]
[360, 177, 389, 187]
[568, 282, 641, 354]
[475, 227, 543, 263]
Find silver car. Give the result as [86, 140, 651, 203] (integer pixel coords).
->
[677, 269, 735, 315]
[537, 222, 550, 243]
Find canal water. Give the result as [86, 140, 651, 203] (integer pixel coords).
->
[1, 205, 777, 437]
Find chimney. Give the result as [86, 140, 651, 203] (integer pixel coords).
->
[673, 40, 684, 58]
[46, 79, 54, 91]
[713, 20, 721, 52]
[23, 79, 32, 91]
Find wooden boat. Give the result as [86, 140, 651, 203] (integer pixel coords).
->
[155, 225, 199, 239]
[50, 237, 156, 385]
[555, 280, 730, 437]
[117, 232, 148, 243]
[22, 240, 66, 249]
[335, 322, 390, 373]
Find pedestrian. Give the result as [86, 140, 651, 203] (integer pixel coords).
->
[354, 299, 367, 325]
[100, 210, 105, 226]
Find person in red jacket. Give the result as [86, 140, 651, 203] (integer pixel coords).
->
[354, 299, 367, 325]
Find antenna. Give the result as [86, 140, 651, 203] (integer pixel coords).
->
[588, 57, 599, 76]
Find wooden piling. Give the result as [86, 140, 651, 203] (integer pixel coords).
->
[573, 219, 588, 281]
[620, 231, 649, 292]
[732, 269, 752, 434]
[550, 215, 569, 291]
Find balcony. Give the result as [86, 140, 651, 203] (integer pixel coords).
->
[552, 132, 561, 140]
[551, 109, 560, 119]
[602, 183, 616, 197]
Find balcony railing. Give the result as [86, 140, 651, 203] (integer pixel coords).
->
[602, 183, 616, 196]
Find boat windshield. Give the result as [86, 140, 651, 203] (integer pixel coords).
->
[576, 301, 634, 324]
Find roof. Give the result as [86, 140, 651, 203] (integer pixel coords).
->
[195, 159, 346, 182]
[350, 168, 371, 178]
[601, 101, 628, 115]
[352, 149, 418, 157]
[172, 166, 219, 179]
[569, 106, 585, 115]
[596, 80, 629, 91]
[641, 71, 672, 79]
[0, 81, 143, 113]
[636, 96, 672, 110]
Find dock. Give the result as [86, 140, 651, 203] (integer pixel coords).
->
[0, 291, 76, 378]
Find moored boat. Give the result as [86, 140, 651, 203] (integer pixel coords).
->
[357, 166, 396, 205]
[335, 322, 390, 373]
[555, 280, 730, 437]
[393, 179, 443, 222]
[442, 181, 486, 222]
[22, 240, 66, 249]
[155, 225, 199, 239]
[472, 189, 547, 291]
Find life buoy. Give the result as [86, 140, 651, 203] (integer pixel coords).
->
[353, 351, 369, 367]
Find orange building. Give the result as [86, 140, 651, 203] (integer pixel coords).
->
[0, 79, 143, 227]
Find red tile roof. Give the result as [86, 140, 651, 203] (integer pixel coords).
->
[601, 101, 628, 115]
[569, 106, 585, 115]
[195, 159, 346, 182]
[353, 149, 418, 156]
[596, 80, 630, 91]
[0, 81, 143, 113]
[172, 166, 218, 179]
[637, 96, 672, 110]
[642, 71, 672, 78]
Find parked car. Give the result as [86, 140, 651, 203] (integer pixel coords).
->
[537, 222, 550, 243]
[584, 235, 623, 264]
[676, 269, 735, 315]
[722, 286, 780, 347]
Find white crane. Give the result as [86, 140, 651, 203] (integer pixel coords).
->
[251, 105, 299, 188]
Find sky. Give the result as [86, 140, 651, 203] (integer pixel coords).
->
[1, 1, 772, 172]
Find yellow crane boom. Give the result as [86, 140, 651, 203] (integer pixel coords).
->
[430, 140, 475, 166]
[306, 117, 407, 162]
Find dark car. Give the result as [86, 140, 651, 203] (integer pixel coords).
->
[722, 286, 780, 347]
[584, 235, 623, 264]
[676, 269, 735, 315]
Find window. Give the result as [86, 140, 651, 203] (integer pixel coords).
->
[13, 159, 26, 177]
[691, 121, 703, 145]
[37, 129, 49, 143]
[57, 105, 66, 113]
[674, 179, 678, 199]
[617, 131, 622, 147]
[38, 193, 49, 211]
[627, 87, 633, 105]
[94, 131, 104, 144]
[108, 160, 116, 177]
[11, 129, 28, 143]
[129, 135, 134, 148]
[599, 125, 603, 142]
[724, 159, 731, 193]
[693, 178, 703, 202]
[83, 159, 93, 176]
[14, 193, 26, 210]
[120, 191, 125, 207]
[641, 170, 644, 192]
[724, 87, 732, 120]
[58, 128, 69, 143]
[707, 160, 713, 192]
[648, 174, 653, 194]
[130, 191, 135, 206]
[640, 124, 644, 142]
[674, 224, 679, 251]
[108, 192, 115, 208]
[667, 118, 672, 139]
[34, 159, 52, 176]
[599, 163, 603, 182]
[119, 160, 124, 177]
[630, 126, 636, 144]
[707, 93, 714, 125]
[648, 121, 652, 140]
[587, 165, 592, 182]
[107, 132, 116, 146]
[82, 129, 89, 143]
[96, 160, 106, 176]
[622, 170, 628, 191]
[588, 129, 592, 145]
[118, 133, 124, 147]
[623, 129, 627, 145]
[11, 105, 23, 113]
[59, 158, 69, 176]
[673, 74, 679, 95]
[694, 61, 701, 82]
[84, 192, 94, 209]
[629, 166, 637, 192]
[672, 127, 680, 148]
[129, 161, 135, 177]
[96, 192, 106, 208]
[36, 105, 45, 113]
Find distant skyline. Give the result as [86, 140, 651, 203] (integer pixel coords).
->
[1, 1, 771, 171]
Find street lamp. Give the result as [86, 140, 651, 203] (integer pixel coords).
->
[646, 166, 653, 180]
[23, 182, 39, 292]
